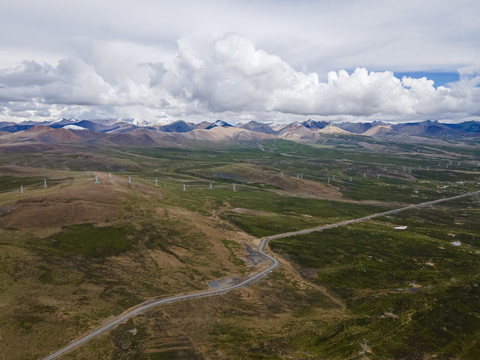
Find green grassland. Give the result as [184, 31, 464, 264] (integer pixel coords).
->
[0, 135, 479, 358]
[270, 197, 480, 359]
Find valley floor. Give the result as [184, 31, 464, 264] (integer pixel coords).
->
[1, 136, 479, 359]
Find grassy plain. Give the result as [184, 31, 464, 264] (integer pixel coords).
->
[0, 134, 479, 358]
[271, 197, 480, 359]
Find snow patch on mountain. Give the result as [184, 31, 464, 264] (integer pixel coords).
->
[63, 124, 88, 131]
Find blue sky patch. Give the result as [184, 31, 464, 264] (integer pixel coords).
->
[394, 72, 460, 87]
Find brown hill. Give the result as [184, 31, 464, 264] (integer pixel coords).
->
[178, 127, 276, 142]
[278, 123, 313, 140]
[317, 124, 351, 135]
[279, 123, 351, 141]
[363, 124, 394, 137]
[95, 132, 159, 147]
[68, 129, 105, 143]
[12, 126, 82, 144]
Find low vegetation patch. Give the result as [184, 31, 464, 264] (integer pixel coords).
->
[1, 135, 480, 359]
[42, 224, 133, 259]
[270, 199, 480, 359]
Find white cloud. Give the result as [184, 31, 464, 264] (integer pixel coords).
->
[168, 34, 480, 118]
[1, 1, 479, 72]
[1, 0, 480, 124]
[0, 32, 480, 123]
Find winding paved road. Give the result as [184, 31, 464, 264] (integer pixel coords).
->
[42, 189, 480, 359]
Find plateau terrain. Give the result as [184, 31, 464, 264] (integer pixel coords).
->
[0, 119, 480, 359]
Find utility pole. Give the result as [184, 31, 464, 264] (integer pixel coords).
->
[363, 339, 369, 356]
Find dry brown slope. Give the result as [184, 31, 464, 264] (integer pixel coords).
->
[0, 169, 268, 360]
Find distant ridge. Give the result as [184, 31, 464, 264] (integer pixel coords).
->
[237, 121, 276, 134]
[336, 122, 375, 134]
[205, 119, 233, 130]
[159, 120, 196, 133]
[391, 119, 454, 137]
[301, 119, 329, 130]
[363, 123, 393, 137]
[1, 119, 479, 147]
[17, 125, 82, 143]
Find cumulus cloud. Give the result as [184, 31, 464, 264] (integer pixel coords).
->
[168, 33, 480, 118]
[0, 39, 175, 121]
[0, 33, 480, 122]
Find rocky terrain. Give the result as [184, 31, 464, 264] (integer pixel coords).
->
[0, 119, 479, 148]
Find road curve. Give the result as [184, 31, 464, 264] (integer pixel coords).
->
[42, 189, 480, 359]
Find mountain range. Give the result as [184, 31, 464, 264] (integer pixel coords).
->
[0, 118, 479, 147]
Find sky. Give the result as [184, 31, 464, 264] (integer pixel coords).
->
[0, 0, 479, 124]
